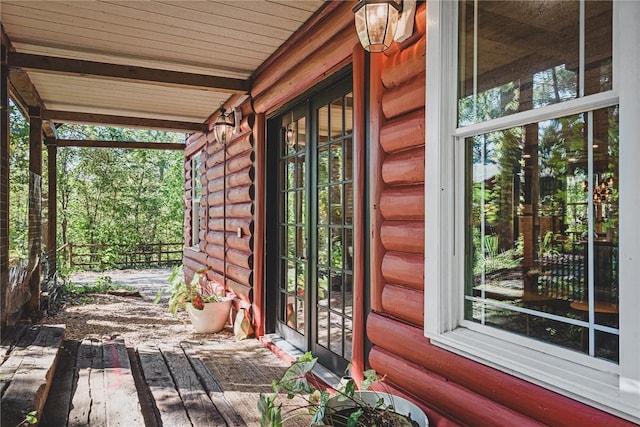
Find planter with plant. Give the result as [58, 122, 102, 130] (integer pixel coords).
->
[167, 265, 234, 333]
[258, 352, 428, 427]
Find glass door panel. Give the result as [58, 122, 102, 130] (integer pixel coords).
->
[273, 78, 354, 374]
[312, 91, 354, 371]
[277, 110, 307, 349]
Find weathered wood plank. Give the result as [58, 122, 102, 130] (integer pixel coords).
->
[68, 339, 101, 427]
[0, 324, 26, 362]
[41, 340, 79, 427]
[137, 344, 192, 427]
[89, 340, 107, 426]
[0, 325, 65, 427]
[159, 344, 224, 427]
[102, 338, 144, 426]
[0, 325, 45, 394]
[181, 342, 246, 426]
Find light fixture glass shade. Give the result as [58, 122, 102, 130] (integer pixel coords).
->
[353, 0, 401, 53]
[212, 109, 235, 144]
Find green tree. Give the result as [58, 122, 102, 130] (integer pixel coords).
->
[8, 102, 30, 260]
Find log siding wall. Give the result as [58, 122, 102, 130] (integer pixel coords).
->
[183, 105, 256, 313]
[366, 3, 632, 426]
[180, 2, 632, 425]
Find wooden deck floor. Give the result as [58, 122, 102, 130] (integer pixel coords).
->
[37, 337, 253, 427]
[0, 322, 310, 427]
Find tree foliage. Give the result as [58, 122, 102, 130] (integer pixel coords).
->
[8, 105, 185, 267]
[55, 124, 185, 250]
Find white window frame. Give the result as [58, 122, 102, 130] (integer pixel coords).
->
[425, 0, 640, 422]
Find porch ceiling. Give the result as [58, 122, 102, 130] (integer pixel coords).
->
[1, 0, 326, 131]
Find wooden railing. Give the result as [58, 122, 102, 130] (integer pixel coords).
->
[61, 242, 183, 270]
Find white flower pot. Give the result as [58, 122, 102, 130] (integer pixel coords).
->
[325, 390, 429, 426]
[186, 299, 232, 333]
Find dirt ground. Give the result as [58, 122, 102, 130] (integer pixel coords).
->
[39, 268, 234, 344]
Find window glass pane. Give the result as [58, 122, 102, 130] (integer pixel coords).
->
[465, 106, 619, 362]
[330, 98, 343, 139]
[318, 106, 329, 145]
[458, 1, 612, 126]
[285, 157, 295, 190]
[585, 1, 613, 95]
[329, 312, 344, 356]
[318, 226, 328, 266]
[330, 185, 343, 225]
[330, 142, 343, 183]
[344, 93, 353, 135]
[318, 146, 329, 185]
[297, 117, 307, 149]
[317, 306, 329, 348]
[345, 138, 353, 180]
[318, 186, 328, 225]
[296, 297, 305, 334]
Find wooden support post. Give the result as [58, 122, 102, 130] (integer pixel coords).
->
[46, 142, 57, 277]
[369, 53, 385, 313]
[1, 40, 9, 325]
[253, 113, 266, 336]
[28, 107, 42, 312]
[351, 45, 366, 383]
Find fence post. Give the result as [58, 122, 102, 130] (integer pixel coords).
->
[157, 243, 162, 265]
[68, 242, 73, 268]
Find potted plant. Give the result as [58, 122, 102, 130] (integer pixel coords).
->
[258, 352, 428, 427]
[167, 265, 234, 333]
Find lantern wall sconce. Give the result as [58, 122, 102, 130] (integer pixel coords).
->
[353, 0, 416, 53]
[212, 106, 242, 145]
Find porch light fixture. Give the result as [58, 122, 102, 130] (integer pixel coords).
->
[212, 106, 241, 145]
[284, 110, 296, 148]
[353, 0, 402, 53]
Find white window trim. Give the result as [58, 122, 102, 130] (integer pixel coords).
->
[425, 0, 640, 422]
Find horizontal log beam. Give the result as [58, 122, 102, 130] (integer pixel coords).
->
[382, 146, 424, 185]
[381, 284, 424, 326]
[251, 1, 353, 97]
[380, 186, 425, 220]
[54, 139, 184, 150]
[381, 251, 424, 290]
[9, 52, 249, 93]
[369, 347, 544, 427]
[366, 314, 624, 427]
[380, 220, 425, 254]
[382, 36, 426, 89]
[41, 110, 206, 133]
[381, 72, 426, 120]
[379, 109, 425, 154]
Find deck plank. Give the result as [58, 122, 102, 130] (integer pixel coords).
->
[160, 344, 226, 426]
[0, 325, 26, 361]
[89, 340, 108, 426]
[137, 344, 193, 427]
[0, 325, 65, 427]
[0, 325, 41, 394]
[102, 338, 144, 426]
[41, 340, 79, 427]
[68, 339, 101, 426]
[181, 341, 245, 426]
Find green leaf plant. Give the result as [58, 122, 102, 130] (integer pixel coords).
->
[166, 265, 225, 316]
[258, 353, 417, 427]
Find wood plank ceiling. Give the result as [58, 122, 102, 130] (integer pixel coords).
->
[1, 0, 325, 131]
